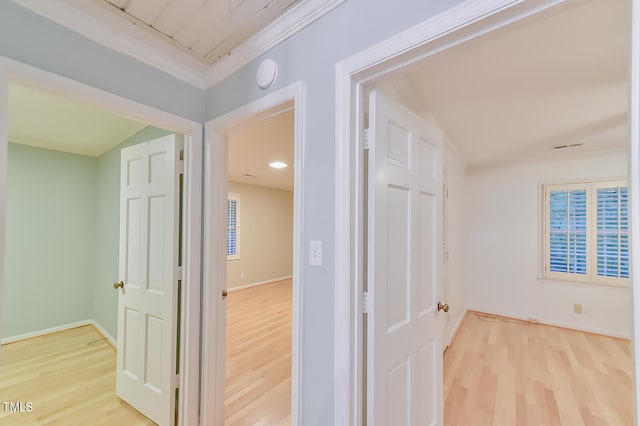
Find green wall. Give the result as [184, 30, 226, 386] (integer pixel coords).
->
[92, 126, 171, 339]
[4, 143, 96, 337]
[3, 126, 171, 340]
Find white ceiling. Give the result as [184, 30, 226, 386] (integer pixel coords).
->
[8, 83, 148, 156]
[8, 82, 294, 184]
[101, 0, 299, 64]
[386, 0, 630, 168]
[228, 103, 294, 190]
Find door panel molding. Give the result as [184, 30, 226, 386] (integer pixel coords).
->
[116, 135, 180, 426]
[366, 89, 444, 425]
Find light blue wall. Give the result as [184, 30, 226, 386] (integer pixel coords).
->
[4, 143, 96, 337]
[92, 126, 172, 339]
[204, 0, 465, 422]
[0, 2, 204, 123]
[0, 0, 467, 421]
[3, 126, 170, 340]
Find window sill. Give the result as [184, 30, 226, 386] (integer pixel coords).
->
[537, 275, 629, 288]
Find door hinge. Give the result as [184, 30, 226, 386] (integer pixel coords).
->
[178, 160, 185, 174]
[362, 291, 369, 314]
[363, 128, 370, 150]
[173, 374, 180, 389]
[177, 266, 184, 281]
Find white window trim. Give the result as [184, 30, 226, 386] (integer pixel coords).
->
[227, 192, 240, 261]
[542, 178, 630, 287]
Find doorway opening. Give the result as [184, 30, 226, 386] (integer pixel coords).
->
[224, 102, 295, 424]
[202, 82, 303, 426]
[0, 76, 201, 426]
[335, 0, 636, 424]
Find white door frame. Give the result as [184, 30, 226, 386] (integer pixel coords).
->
[0, 54, 203, 426]
[333, 0, 640, 424]
[201, 81, 304, 426]
[631, 0, 640, 419]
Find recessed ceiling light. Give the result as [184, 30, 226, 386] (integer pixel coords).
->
[269, 161, 288, 169]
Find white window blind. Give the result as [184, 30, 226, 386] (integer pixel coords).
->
[548, 189, 587, 275]
[544, 180, 629, 285]
[227, 193, 240, 260]
[596, 184, 629, 279]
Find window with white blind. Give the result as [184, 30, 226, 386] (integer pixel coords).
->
[544, 180, 629, 285]
[227, 193, 240, 261]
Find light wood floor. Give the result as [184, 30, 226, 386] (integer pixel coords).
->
[444, 311, 634, 426]
[0, 325, 155, 425]
[224, 279, 292, 426]
[3, 298, 631, 426]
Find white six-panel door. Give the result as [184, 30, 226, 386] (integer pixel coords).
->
[116, 134, 181, 426]
[367, 90, 444, 426]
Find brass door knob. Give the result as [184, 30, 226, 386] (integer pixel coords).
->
[222, 289, 228, 299]
[437, 301, 449, 313]
[113, 281, 124, 289]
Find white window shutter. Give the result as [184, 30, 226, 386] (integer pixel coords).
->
[227, 193, 240, 260]
[596, 185, 629, 279]
[544, 180, 629, 285]
[548, 188, 587, 275]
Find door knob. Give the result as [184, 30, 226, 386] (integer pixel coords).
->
[222, 289, 228, 299]
[437, 301, 449, 313]
[113, 281, 124, 289]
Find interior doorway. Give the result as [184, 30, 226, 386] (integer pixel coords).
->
[202, 83, 304, 424]
[334, 0, 636, 424]
[0, 72, 202, 426]
[224, 103, 295, 424]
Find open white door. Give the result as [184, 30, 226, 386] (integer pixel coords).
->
[116, 134, 181, 426]
[367, 89, 445, 425]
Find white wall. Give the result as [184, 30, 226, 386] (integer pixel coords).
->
[466, 151, 632, 338]
[442, 139, 468, 345]
[227, 181, 293, 289]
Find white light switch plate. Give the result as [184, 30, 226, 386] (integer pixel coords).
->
[309, 240, 322, 267]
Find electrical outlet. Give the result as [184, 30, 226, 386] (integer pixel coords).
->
[240, 272, 245, 278]
[574, 304, 583, 314]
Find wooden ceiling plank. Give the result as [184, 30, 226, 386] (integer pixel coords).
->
[126, 0, 172, 25]
[104, 0, 131, 9]
[173, 1, 229, 49]
[205, 0, 295, 62]
[231, 0, 271, 22]
[152, 0, 208, 37]
[191, 18, 230, 56]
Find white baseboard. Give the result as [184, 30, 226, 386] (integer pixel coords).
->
[467, 306, 529, 322]
[537, 318, 631, 340]
[467, 306, 631, 340]
[1, 319, 93, 344]
[1, 319, 118, 346]
[89, 320, 117, 348]
[228, 275, 292, 292]
[446, 308, 468, 347]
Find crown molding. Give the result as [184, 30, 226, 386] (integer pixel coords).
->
[11, 0, 346, 91]
[12, 0, 208, 89]
[203, 0, 346, 88]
